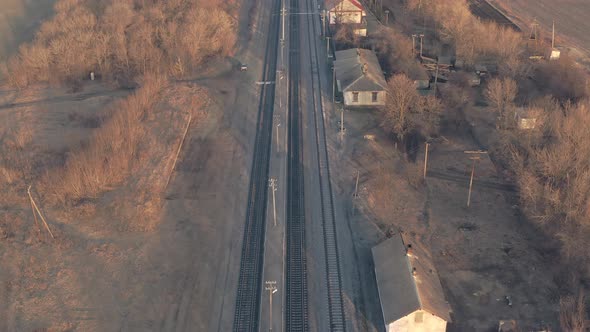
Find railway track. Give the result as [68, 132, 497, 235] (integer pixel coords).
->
[301, 0, 346, 329]
[232, 0, 281, 330]
[285, 0, 309, 329]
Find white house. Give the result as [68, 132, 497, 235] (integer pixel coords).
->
[372, 234, 452, 332]
[326, 0, 367, 36]
[334, 48, 387, 107]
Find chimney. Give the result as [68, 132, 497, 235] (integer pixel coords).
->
[412, 267, 417, 276]
[361, 63, 368, 74]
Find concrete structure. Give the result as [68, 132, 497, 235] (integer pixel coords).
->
[327, 0, 367, 36]
[372, 234, 451, 332]
[515, 108, 538, 130]
[334, 48, 387, 107]
[408, 64, 430, 90]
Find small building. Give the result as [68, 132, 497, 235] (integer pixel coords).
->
[334, 48, 387, 107]
[515, 108, 538, 130]
[475, 64, 488, 77]
[408, 64, 430, 90]
[372, 234, 452, 332]
[469, 72, 481, 87]
[327, 0, 367, 36]
[549, 48, 561, 61]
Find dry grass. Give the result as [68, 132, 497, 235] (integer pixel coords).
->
[39, 74, 165, 204]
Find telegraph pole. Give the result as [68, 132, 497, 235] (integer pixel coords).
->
[464, 150, 487, 207]
[353, 170, 360, 197]
[326, 36, 331, 58]
[269, 178, 277, 226]
[433, 62, 439, 95]
[265, 281, 277, 332]
[332, 65, 336, 102]
[419, 34, 424, 58]
[423, 142, 430, 179]
[281, 1, 286, 42]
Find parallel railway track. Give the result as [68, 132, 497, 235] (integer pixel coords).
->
[232, 0, 281, 329]
[301, 0, 346, 329]
[285, 0, 309, 329]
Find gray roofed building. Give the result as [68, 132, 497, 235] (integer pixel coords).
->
[372, 234, 451, 331]
[334, 48, 387, 107]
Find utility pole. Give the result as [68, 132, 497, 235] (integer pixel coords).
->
[551, 19, 555, 49]
[433, 62, 439, 95]
[281, 2, 286, 43]
[353, 170, 360, 197]
[265, 281, 277, 332]
[326, 36, 331, 58]
[321, 10, 325, 37]
[274, 115, 281, 151]
[464, 150, 488, 207]
[423, 142, 430, 179]
[332, 65, 336, 102]
[419, 34, 424, 58]
[340, 108, 344, 133]
[269, 178, 277, 226]
[411, 34, 417, 56]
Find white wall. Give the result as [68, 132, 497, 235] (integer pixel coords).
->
[343, 90, 385, 107]
[387, 310, 447, 332]
[328, 0, 365, 24]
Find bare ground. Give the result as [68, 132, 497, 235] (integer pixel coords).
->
[325, 101, 560, 330]
[0, 0, 268, 330]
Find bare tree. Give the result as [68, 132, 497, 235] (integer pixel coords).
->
[484, 77, 517, 128]
[381, 74, 420, 140]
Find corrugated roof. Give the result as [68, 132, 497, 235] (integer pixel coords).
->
[334, 48, 387, 93]
[372, 234, 452, 324]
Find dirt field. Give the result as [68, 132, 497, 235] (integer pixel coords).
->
[0, 0, 268, 330]
[489, 0, 590, 66]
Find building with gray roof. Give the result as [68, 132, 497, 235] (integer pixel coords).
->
[334, 48, 387, 107]
[372, 233, 451, 331]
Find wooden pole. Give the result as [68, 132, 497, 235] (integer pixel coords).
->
[467, 158, 476, 207]
[423, 142, 429, 179]
[354, 170, 360, 197]
[165, 114, 192, 190]
[433, 63, 439, 95]
[28, 186, 54, 239]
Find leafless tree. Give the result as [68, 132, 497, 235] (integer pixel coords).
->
[381, 74, 419, 140]
[484, 77, 517, 128]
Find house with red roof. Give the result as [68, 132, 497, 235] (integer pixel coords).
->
[326, 0, 367, 36]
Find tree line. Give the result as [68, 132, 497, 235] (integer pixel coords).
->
[6, 0, 237, 88]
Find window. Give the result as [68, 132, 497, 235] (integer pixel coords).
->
[352, 92, 359, 102]
[414, 311, 424, 323]
[372, 92, 378, 102]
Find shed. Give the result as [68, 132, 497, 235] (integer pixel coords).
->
[408, 64, 430, 90]
[334, 48, 387, 107]
[514, 108, 538, 130]
[372, 234, 451, 332]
